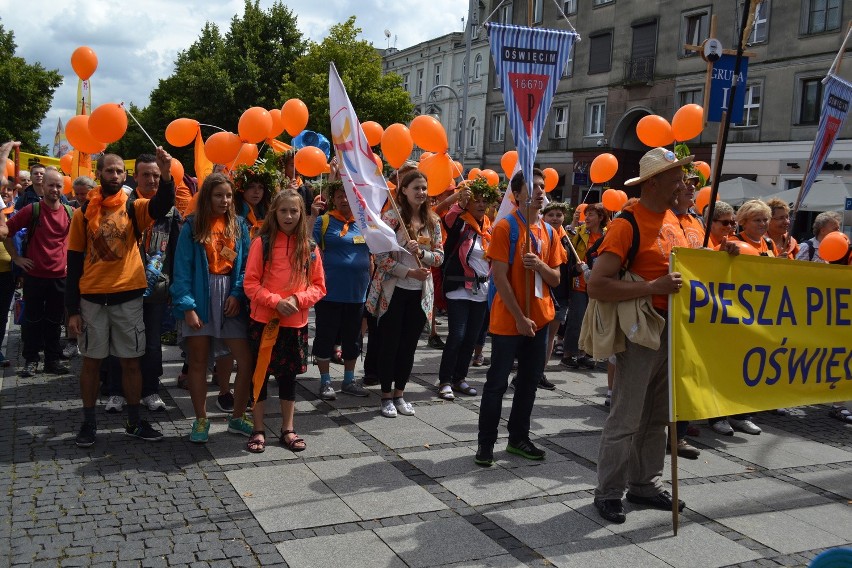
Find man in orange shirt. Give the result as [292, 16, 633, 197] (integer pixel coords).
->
[475, 169, 566, 467]
[589, 148, 692, 523]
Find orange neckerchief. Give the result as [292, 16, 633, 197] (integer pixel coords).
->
[134, 185, 155, 199]
[1, 205, 14, 217]
[85, 187, 128, 234]
[246, 207, 262, 238]
[459, 211, 492, 252]
[328, 209, 354, 237]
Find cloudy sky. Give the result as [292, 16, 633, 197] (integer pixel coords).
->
[0, 0, 466, 152]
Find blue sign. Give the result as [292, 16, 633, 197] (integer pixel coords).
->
[845, 197, 852, 211]
[707, 55, 749, 123]
[573, 172, 589, 186]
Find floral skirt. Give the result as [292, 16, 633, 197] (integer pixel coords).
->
[248, 319, 308, 377]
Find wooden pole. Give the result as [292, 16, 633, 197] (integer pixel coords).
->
[390, 170, 423, 268]
[523, 0, 533, 317]
[670, 422, 680, 535]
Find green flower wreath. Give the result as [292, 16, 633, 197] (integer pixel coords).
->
[233, 148, 290, 193]
[675, 142, 706, 187]
[464, 176, 501, 204]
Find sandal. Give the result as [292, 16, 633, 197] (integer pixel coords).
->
[438, 384, 455, 400]
[247, 431, 266, 453]
[828, 406, 852, 424]
[280, 429, 307, 452]
[452, 381, 477, 396]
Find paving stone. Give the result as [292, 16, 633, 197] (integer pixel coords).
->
[628, 521, 762, 567]
[375, 517, 507, 567]
[538, 534, 671, 568]
[439, 467, 542, 507]
[277, 530, 405, 568]
[719, 510, 848, 554]
[486, 502, 611, 548]
[787, 468, 852, 500]
[262, 413, 370, 458]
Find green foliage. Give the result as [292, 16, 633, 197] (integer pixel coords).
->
[464, 176, 501, 204]
[0, 21, 62, 154]
[279, 16, 413, 137]
[233, 147, 289, 191]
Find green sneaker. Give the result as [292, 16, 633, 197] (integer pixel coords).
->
[190, 417, 210, 443]
[227, 414, 254, 437]
[506, 438, 545, 460]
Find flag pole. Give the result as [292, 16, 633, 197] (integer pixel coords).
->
[388, 170, 424, 269]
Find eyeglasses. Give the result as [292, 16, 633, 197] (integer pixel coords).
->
[714, 219, 736, 227]
[771, 216, 790, 221]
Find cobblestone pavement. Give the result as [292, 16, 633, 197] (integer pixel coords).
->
[1, 323, 850, 567]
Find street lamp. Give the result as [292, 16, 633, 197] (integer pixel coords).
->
[425, 84, 464, 161]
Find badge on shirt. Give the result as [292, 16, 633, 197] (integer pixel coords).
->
[220, 246, 237, 261]
[352, 235, 366, 244]
[417, 235, 431, 247]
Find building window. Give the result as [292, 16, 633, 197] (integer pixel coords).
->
[473, 54, 482, 80]
[802, 0, 841, 34]
[416, 69, 424, 95]
[553, 106, 569, 139]
[678, 88, 703, 107]
[682, 8, 710, 56]
[562, 43, 574, 78]
[735, 84, 761, 127]
[499, 3, 513, 24]
[593, 0, 614, 5]
[491, 113, 506, 143]
[403, 73, 410, 92]
[748, 0, 770, 44]
[588, 32, 613, 74]
[799, 78, 823, 124]
[434, 63, 442, 86]
[468, 117, 477, 148]
[533, 0, 543, 24]
[586, 100, 606, 136]
[564, 0, 577, 15]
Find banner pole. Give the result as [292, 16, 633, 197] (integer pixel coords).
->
[670, 422, 680, 535]
[389, 171, 424, 269]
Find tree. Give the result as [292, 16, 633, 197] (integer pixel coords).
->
[279, 17, 413, 138]
[0, 21, 62, 154]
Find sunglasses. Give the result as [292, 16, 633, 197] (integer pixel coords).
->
[714, 219, 736, 227]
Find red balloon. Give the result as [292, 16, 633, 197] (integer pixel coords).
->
[282, 99, 309, 137]
[819, 231, 850, 262]
[71, 46, 98, 80]
[65, 115, 107, 154]
[165, 118, 200, 147]
[88, 103, 128, 143]
[636, 115, 674, 147]
[204, 132, 242, 164]
[590, 153, 618, 184]
[362, 121, 384, 147]
[238, 107, 272, 144]
[294, 146, 326, 177]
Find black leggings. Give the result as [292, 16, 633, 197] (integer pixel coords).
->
[376, 288, 427, 394]
[256, 372, 296, 402]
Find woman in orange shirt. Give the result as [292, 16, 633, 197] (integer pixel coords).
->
[705, 201, 737, 248]
[765, 198, 799, 259]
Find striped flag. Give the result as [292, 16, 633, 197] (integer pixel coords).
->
[796, 73, 852, 212]
[485, 23, 577, 194]
[328, 63, 404, 254]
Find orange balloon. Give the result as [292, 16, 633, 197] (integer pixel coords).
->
[672, 104, 704, 142]
[63, 175, 72, 194]
[481, 169, 499, 186]
[602, 188, 622, 211]
[695, 186, 714, 213]
[819, 231, 851, 262]
[372, 152, 383, 172]
[419, 151, 433, 162]
[577, 203, 587, 222]
[204, 131, 242, 164]
[65, 115, 107, 154]
[238, 107, 272, 144]
[59, 152, 73, 174]
[501, 151, 518, 177]
[694, 161, 711, 181]
[294, 146, 326, 177]
[616, 190, 628, 208]
[380, 123, 413, 169]
[467, 167, 482, 181]
[543, 168, 558, 192]
[362, 121, 384, 147]
[268, 109, 285, 138]
[419, 153, 453, 196]
[636, 115, 674, 147]
[170, 158, 185, 182]
[452, 160, 463, 178]
[4, 159, 13, 177]
[590, 153, 618, 184]
[233, 143, 259, 168]
[282, 99, 309, 137]
[88, 103, 128, 143]
[71, 46, 98, 80]
[731, 241, 760, 256]
[165, 118, 200, 147]
[410, 115, 448, 153]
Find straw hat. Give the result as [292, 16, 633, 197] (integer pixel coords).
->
[624, 147, 694, 187]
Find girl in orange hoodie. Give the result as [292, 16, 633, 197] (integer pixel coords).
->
[243, 190, 326, 453]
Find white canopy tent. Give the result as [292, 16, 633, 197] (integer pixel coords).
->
[762, 177, 852, 212]
[715, 177, 778, 206]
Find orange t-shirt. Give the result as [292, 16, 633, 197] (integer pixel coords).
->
[772, 234, 800, 259]
[204, 216, 237, 275]
[730, 232, 776, 256]
[595, 202, 688, 311]
[677, 211, 706, 249]
[487, 211, 567, 335]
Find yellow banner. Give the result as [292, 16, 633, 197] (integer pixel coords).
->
[14, 153, 133, 176]
[670, 248, 852, 421]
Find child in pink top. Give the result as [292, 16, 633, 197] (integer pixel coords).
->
[243, 190, 326, 453]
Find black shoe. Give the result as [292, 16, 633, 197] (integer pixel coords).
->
[44, 361, 71, 375]
[428, 335, 445, 349]
[506, 438, 545, 460]
[216, 391, 235, 412]
[560, 356, 580, 369]
[125, 420, 163, 442]
[475, 443, 494, 467]
[626, 490, 685, 512]
[19, 361, 38, 377]
[75, 421, 97, 448]
[594, 498, 626, 524]
[362, 375, 379, 387]
[538, 374, 556, 390]
[578, 355, 597, 370]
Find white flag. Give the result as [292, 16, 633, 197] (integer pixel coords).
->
[328, 63, 404, 254]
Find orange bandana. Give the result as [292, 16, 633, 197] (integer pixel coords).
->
[459, 211, 492, 252]
[246, 207, 262, 238]
[85, 187, 128, 234]
[328, 210, 354, 237]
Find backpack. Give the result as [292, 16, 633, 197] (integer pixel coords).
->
[585, 209, 640, 273]
[804, 237, 818, 262]
[317, 213, 331, 250]
[487, 213, 555, 307]
[21, 202, 74, 257]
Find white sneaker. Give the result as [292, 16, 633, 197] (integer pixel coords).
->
[729, 417, 761, 435]
[393, 397, 415, 416]
[62, 342, 80, 359]
[142, 393, 166, 411]
[380, 399, 397, 418]
[105, 395, 126, 413]
[319, 384, 336, 401]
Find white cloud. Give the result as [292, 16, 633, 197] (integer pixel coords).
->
[0, 0, 465, 152]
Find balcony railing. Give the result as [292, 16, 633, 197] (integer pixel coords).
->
[623, 56, 655, 85]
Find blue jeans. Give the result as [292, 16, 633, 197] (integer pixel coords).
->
[438, 299, 487, 385]
[477, 327, 548, 446]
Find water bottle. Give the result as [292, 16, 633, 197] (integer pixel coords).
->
[143, 253, 163, 297]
